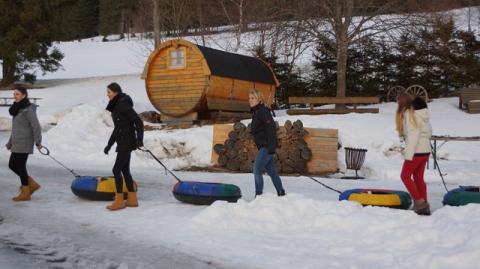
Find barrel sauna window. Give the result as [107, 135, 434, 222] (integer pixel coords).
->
[169, 48, 186, 68]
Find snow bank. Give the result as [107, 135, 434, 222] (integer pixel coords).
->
[39, 103, 212, 170]
[143, 125, 213, 169]
[189, 194, 480, 269]
[0, 117, 11, 131]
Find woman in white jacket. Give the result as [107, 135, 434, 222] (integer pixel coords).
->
[396, 93, 432, 215]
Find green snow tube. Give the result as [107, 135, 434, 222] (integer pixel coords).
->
[443, 186, 480, 206]
[172, 181, 242, 205]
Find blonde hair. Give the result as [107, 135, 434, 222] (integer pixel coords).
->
[249, 89, 265, 104]
[396, 93, 417, 136]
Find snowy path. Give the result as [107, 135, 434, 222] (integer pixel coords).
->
[1, 147, 479, 268]
[0, 235, 50, 269]
[1, 77, 479, 268]
[0, 158, 228, 269]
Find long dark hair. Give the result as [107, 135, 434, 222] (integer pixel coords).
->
[13, 85, 28, 98]
[107, 82, 122, 93]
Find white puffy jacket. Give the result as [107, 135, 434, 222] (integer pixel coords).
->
[403, 108, 432, 160]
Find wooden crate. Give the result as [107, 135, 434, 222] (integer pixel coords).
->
[211, 124, 338, 174]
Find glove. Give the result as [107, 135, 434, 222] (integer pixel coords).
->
[104, 145, 111, 155]
[136, 140, 144, 149]
[5, 143, 12, 150]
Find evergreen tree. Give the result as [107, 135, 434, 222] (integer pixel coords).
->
[455, 30, 480, 89]
[394, 18, 480, 98]
[254, 46, 308, 108]
[309, 42, 337, 97]
[0, 0, 64, 85]
[68, 0, 100, 39]
[50, 0, 99, 41]
[310, 37, 388, 97]
[98, 0, 138, 37]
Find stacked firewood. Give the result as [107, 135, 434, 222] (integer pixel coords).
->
[214, 120, 312, 173]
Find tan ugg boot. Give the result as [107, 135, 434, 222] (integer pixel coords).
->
[28, 176, 41, 195]
[413, 199, 431, 215]
[12, 186, 31, 202]
[107, 193, 126, 211]
[126, 192, 139, 207]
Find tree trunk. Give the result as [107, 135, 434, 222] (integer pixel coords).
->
[235, 0, 244, 52]
[1, 58, 16, 86]
[336, 37, 348, 99]
[152, 0, 161, 48]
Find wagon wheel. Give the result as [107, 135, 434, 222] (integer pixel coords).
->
[386, 86, 405, 102]
[405, 85, 429, 102]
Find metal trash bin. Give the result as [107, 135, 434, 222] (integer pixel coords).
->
[342, 147, 367, 179]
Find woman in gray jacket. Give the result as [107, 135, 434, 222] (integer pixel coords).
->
[5, 86, 42, 202]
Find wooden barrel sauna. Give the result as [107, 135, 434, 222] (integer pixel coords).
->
[142, 39, 279, 121]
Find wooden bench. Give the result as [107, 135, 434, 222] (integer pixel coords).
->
[0, 97, 42, 107]
[287, 97, 380, 115]
[459, 88, 480, 113]
[467, 100, 480, 114]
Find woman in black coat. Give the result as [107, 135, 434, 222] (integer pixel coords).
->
[249, 89, 285, 197]
[104, 83, 144, 210]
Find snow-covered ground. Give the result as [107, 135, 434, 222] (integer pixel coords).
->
[0, 6, 479, 268]
[0, 74, 479, 268]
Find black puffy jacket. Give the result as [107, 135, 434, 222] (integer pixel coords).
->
[250, 103, 277, 154]
[106, 93, 144, 152]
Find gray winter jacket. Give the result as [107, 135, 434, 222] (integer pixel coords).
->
[7, 105, 42, 154]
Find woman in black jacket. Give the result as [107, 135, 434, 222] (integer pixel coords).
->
[249, 89, 285, 197]
[104, 83, 144, 210]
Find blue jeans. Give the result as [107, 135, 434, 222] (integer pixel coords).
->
[253, 147, 284, 194]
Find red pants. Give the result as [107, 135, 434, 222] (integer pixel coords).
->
[400, 154, 429, 201]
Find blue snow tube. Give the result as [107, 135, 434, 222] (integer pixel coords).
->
[172, 181, 242, 205]
[443, 186, 480, 206]
[71, 176, 137, 201]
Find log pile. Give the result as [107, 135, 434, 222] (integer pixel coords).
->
[213, 120, 312, 173]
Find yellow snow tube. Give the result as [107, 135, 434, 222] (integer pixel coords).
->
[71, 176, 137, 201]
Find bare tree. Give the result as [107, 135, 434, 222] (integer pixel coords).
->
[152, 0, 161, 47]
[292, 0, 420, 99]
[219, 0, 247, 51]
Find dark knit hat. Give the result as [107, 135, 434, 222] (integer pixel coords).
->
[412, 97, 427, 110]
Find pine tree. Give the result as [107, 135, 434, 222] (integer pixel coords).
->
[98, 0, 138, 37]
[254, 46, 308, 108]
[455, 30, 480, 89]
[69, 0, 100, 39]
[309, 42, 338, 97]
[98, 0, 120, 36]
[0, 0, 64, 85]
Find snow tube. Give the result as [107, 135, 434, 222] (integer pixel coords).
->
[71, 176, 137, 201]
[443, 186, 480, 206]
[339, 189, 412, 209]
[172, 181, 242, 205]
